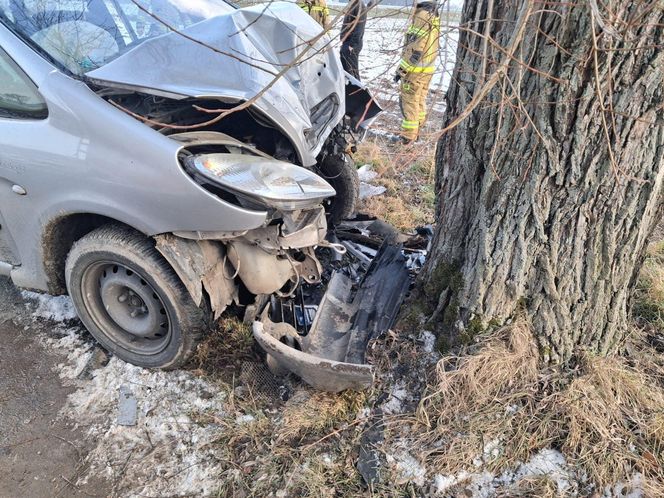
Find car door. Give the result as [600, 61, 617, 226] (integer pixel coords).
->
[0, 44, 48, 266]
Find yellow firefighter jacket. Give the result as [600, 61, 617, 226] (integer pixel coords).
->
[298, 0, 330, 28]
[398, 3, 440, 76]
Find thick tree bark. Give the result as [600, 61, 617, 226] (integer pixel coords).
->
[422, 0, 664, 363]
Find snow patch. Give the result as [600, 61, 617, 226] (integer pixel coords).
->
[360, 182, 387, 199]
[420, 330, 436, 353]
[433, 470, 494, 497]
[382, 381, 409, 415]
[21, 291, 78, 321]
[358, 164, 387, 199]
[432, 449, 575, 497]
[358, 164, 379, 182]
[603, 473, 644, 498]
[515, 449, 571, 492]
[236, 414, 256, 425]
[39, 324, 229, 497]
[483, 438, 503, 461]
[70, 356, 228, 497]
[387, 451, 426, 486]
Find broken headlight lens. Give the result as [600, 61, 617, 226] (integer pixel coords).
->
[189, 153, 336, 211]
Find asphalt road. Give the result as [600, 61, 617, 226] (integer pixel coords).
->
[0, 276, 110, 498]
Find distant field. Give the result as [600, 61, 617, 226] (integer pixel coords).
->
[234, 0, 462, 22]
[330, 3, 462, 22]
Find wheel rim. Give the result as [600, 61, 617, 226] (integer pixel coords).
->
[80, 261, 172, 356]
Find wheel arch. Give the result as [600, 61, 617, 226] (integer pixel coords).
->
[42, 213, 139, 294]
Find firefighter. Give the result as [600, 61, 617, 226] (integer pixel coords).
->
[298, 0, 330, 28]
[340, 0, 368, 79]
[394, 1, 440, 144]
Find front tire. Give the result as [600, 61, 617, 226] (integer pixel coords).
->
[65, 225, 208, 369]
[317, 152, 360, 223]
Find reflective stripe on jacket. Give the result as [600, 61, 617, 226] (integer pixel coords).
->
[399, 6, 440, 74]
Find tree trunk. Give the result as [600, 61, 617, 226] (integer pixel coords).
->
[422, 0, 664, 363]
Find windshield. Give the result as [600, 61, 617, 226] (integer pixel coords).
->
[0, 0, 235, 75]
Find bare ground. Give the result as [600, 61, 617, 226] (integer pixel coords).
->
[0, 276, 111, 498]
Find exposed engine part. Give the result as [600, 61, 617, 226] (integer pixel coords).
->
[226, 240, 324, 296]
[100, 92, 301, 164]
[226, 240, 296, 296]
[225, 208, 329, 295]
[246, 208, 328, 251]
[156, 200, 330, 316]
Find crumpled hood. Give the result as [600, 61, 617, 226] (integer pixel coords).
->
[86, 2, 345, 163]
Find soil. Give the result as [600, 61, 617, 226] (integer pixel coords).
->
[0, 276, 111, 498]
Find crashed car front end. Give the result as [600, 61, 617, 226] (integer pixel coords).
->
[148, 131, 420, 392]
[93, 5, 390, 391]
[2, 0, 389, 391]
[85, 2, 360, 167]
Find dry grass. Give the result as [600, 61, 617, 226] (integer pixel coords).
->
[411, 319, 664, 495]
[416, 322, 542, 472]
[184, 317, 374, 496]
[278, 390, 367, 443]
[497, 475, 558, 497]
[633, 240, 664, 329]
[205, 384, 371, 497]
[355, 139, 437, 231]
[556, 354, 664, 492]
[407, 236, 664, 495]
[190, 316, 258, 380]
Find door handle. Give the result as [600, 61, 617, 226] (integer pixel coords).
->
[11, 185, 27, 196]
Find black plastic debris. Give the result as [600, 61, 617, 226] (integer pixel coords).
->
[252, 218, 429, 392]
[357, 410, 386, 487]
[344, 240, 410, 365]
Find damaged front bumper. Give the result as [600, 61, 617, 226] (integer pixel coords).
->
[253, 315, 375, 392]
[253, 225, 421, 392]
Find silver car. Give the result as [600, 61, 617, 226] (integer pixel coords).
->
[0, 0, 380, 370]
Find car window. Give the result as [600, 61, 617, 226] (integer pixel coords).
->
[0, 46, 48, 119]
[0, 0, 13, 21]
[1, 0, 235, 75]
[31, 19, 120, 73]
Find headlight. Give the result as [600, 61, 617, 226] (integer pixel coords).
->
[188, 153, 336, 211]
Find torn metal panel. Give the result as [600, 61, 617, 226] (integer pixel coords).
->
[155, 234, 237, 319]
[300, 272, 356, 359]
[345, 72, 383, 130]
[345, 242, 410, 365]
[244, 208, 328, 251]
